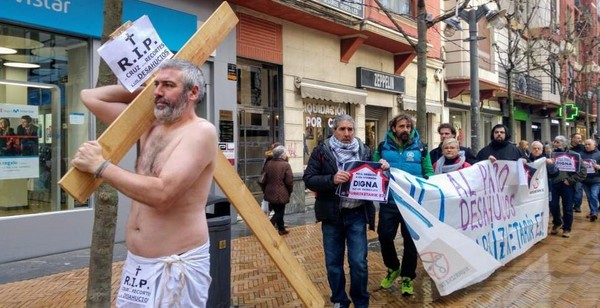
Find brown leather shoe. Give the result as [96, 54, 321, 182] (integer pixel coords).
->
[278, 230, 289, 235]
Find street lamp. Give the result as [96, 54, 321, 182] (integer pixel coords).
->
[443, 3, 506, 152]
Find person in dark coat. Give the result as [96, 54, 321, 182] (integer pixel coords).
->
[429, 123, 477, 165]
[262, 145, 293, 235]
[303, 114, 374, 308]
[548, 135, 586, 238]
[476, 124, 527, 162]
[16, 115, 38, 156]
[529, 140, 559, 206]
[569, 133, 584, 212]
[580, 139, 600, 221]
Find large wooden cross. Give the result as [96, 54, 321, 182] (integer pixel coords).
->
[58, 3, 324, 307]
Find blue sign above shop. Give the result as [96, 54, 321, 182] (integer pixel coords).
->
[0, 0, 196, 51]
[0, 0, 104, 37]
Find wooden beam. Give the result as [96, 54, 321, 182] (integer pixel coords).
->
[59, 2, 239, 202]
[340, 36, 365, 63]
[59, 3, 325, 306]
[213, 152, 325, 307]
[394, 52, 416, 75]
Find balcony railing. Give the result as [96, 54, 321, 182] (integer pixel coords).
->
[498, 72, 543, 100]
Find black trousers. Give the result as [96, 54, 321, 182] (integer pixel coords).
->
[377, 202, 418, 279]
[269, 203, 286, 231]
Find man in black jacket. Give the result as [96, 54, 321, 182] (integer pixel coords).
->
[429, 123, 477, 165]
[570, 133, 584, 212]
[303, 114, 374, 308]
[476, 124, 527, 162]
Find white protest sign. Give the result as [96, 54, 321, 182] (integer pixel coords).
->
[583, 159, 596, 174]
[337, 161, 389, 202]
[388, 158, 549, 295]
[97, 15, 173, 92]
[551, 152, 580, 172]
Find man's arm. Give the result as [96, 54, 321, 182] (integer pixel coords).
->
[73, 121, 217, 211]
[80, 85, 143, 125]
[421, 151, 434, 178]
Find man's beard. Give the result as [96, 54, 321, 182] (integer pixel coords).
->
[396, 131, 410, 142]
[154, 93, 188, 124]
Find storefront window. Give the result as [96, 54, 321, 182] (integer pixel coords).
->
[0, 23, 90, 217]
[303, 99, 348, 164]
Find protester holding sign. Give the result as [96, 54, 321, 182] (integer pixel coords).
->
[580, 139, 600, 222]
[569, 133, 585, 213]
[529, 141, 559, 202]
[548, 135, 586, 238]
[303, 114, 374, 308]
[72, 59, 215, 307]
[373, 114, 433, 296]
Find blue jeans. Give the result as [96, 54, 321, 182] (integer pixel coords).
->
[583, 183, 600, 215]
[573, 182, 583, 209]
[550, 182, 575, 231]
[321, 208, 369, 308]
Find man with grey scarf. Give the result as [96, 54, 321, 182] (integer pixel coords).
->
[303, 114, 374, 308]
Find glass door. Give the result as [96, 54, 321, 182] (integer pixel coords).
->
[236, 59, 281, 196]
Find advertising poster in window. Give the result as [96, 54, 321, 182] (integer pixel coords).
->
[303, 101, 347, 164]
[0, 104, 40, 180]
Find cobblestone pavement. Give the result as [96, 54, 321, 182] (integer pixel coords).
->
[1, 210, 600, 307]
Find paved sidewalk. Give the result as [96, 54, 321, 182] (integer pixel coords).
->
[2, 210, 600, 307]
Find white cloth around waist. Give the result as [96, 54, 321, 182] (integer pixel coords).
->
[116, 241, 211, 308]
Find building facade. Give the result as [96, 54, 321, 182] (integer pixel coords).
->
[230, 0, 445, 203]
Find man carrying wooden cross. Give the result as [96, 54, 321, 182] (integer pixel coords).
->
[71, 59, 216, 307]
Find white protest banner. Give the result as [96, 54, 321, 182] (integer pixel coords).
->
[337, 160, 389, 202]
[97, 15, 173, 92]
[388, 158, 549, 295]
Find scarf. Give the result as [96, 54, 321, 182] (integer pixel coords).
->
[329, 137, 362, 209]
[434, 151, 466, 174]
[329, 136, 360, 169]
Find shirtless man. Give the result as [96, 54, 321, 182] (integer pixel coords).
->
[71, 59, 216, 307]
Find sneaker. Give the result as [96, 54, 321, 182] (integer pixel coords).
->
[591, 214, 598, 222]
[401, 277, 414, 296]
[562, 230, 571, 238]
[550, 225, 561, 235]
[380, 268, 401, 289]
[574, 208, 582, 213]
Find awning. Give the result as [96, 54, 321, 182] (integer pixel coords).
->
[402, 96, 442, 114]
[295, 77, 367, 105]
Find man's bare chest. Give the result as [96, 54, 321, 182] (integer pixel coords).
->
[137, 131, 178, 176]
